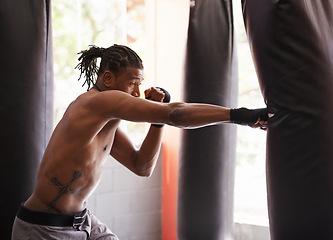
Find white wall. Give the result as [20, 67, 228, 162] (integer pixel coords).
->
[87, 154, 162, 240]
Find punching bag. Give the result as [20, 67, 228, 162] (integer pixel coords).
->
[0, 0, 53, 239]
[242, 0, 333, 239]
[178, 0, 238, 239]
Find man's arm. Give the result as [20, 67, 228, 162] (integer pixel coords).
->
[110, 126, 163, 177]
[88, 90, 230, 128]
[110, 87, 166, 177]
[89, 89, 267, 129]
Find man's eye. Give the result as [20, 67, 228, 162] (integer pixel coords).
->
[130, 82, 141, 86]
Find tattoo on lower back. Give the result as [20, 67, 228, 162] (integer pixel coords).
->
[48, 170, 82, 209]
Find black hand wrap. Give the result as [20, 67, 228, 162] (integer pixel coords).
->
[230, 107, 268, 127]
[149, 87, 171, 128]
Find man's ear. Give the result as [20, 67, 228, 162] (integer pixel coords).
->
[103, 70, 114, 88]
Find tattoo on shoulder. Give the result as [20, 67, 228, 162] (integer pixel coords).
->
[47, 170, 82, 209]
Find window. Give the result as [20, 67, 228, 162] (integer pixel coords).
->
[52, 0, 154, 145]
[233, 0, 269, 227]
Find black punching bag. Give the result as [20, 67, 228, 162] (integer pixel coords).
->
[0, 0, 53, 239]
[242, 1, 333, 239]
[178, 0, 238, 239]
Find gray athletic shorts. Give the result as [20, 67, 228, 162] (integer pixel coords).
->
[11, 205, 119, 240]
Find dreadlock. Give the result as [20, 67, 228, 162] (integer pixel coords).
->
[75, 44, 144, 90]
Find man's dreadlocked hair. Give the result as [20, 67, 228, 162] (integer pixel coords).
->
[75, 44, 144, 90]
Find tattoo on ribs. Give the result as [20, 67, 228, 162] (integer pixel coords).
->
[48, 170, 82, 209]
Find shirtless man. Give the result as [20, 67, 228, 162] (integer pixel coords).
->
[11, 44, 268, 240]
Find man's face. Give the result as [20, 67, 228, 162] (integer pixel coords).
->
[112, 67, 144, 97]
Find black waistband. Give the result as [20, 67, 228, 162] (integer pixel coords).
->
[16, 204, 87, 228]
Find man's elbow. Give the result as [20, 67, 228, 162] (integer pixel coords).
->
[135, 162, 154, 177]
[168, 102, 185, 127]
[136, 169, 153, 177]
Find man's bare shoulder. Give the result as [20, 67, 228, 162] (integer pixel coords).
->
[86, 89, 135, 103]
[70, 89, 167, 125]
[78, 90, 133, 109]
[60, 91, 118, 135]
[81, 90, 149, 117]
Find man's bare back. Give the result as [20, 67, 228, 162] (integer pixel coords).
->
[24, 89, 120, 213]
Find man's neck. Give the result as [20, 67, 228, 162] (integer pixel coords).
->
[92, 84, 102, 92]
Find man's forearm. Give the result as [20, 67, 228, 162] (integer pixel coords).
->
[167, 102, 230, 129]
[135, 126, 163, 177]
[166, 102, 267, 129]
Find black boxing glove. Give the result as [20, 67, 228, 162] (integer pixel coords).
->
[230, 107, 268, 127]
[147, 87, 171, 128]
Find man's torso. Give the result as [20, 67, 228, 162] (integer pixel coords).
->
[24, 90, 118, 214]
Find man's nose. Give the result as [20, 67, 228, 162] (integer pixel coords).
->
[132, 86, 140, 97]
